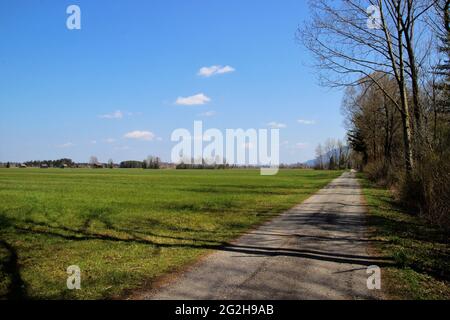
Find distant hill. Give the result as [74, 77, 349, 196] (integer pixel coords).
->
[303, 159, 317, 167]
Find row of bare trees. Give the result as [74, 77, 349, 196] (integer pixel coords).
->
[315, 138, 351, 170]
[300, 0, 449, 226]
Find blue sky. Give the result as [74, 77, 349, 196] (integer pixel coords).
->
[0, 0, 346, 164]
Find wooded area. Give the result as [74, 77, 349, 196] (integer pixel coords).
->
[300, 0, 449, 227]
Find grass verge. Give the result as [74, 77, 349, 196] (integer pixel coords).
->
[359, 174, 450, 300]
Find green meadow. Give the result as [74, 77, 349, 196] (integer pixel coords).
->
[0, 168, 341, 299]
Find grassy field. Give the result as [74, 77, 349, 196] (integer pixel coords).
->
[359, 175, 450, 300]
[0, 168, 342, 299]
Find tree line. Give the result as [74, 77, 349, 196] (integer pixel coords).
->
[314, 138, 351, 170]
[118, 156, 162, 169]
[300, 0, 449, 227]
[24, 159, 74, 168]
[1, 156, 164, 169]
[91, 156, 163, 169]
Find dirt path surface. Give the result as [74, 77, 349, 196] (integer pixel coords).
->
[142, 172, 388, 300]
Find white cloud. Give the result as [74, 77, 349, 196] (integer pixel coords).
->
[199, 111, 216, 117]
[267, 122, 287, 129]
[91, 140, 97, 144]
[198, 65, 235, 77]
[57, 142, 74, 148]
[124, 130, 155, 141]
[297, 119, 316, 125]
[105, 138, 116, 144]
[175, 93, 211, 106]
[99, 110, 124, 119]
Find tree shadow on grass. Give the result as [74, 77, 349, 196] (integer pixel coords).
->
[0, 214, 28, 300]
[0, 240, 28, 300]
[14, 222, 396, 268]
[367, 214, 450, 280]
[12, 214, 396, 264]
[1, 202, 403, 299]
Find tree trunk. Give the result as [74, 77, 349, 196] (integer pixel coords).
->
[396, 2, 414, 173]
[400, 90, 415, 173]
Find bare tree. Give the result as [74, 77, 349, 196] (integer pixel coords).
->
[89, 156, 99, 166]
[324, 138, 337, 169]
[315, 138, 351, 170]
[144, 155, 161, 169]
[427, 0, 450, 41]
[315, 143, 325, 169]
[299, 0, 438, 173]
[337, 139, 350, 169]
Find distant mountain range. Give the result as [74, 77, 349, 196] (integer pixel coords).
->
[303, 159, 317, 167]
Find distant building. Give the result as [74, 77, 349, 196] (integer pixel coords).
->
[20, 164, 27, 168]
[40, 164, 49, 168]
[160, 162, 177, 169]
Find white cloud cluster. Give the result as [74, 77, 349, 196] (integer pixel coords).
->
[298, 119, 316, 125]
[267, 122, 287, 129]
[176, 93, 211, 106]
[124, 131, 155, 141]
[99, 110, 124, 119]
[198, 65, 235, 77]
